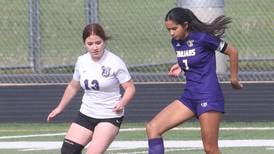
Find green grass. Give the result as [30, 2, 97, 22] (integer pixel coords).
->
[0, 122, 274, 153]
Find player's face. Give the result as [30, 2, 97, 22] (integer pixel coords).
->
[85, 35, 106, 61]
[165, 20, 188, 40]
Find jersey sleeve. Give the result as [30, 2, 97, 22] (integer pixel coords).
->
[115, 59, 132, 84]
[72, 58, 80, 81]
[202, 34, 227, 53]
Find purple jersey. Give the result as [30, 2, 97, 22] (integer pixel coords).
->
[171, 31, 227, 101]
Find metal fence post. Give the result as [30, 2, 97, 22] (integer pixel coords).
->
[28, 0, 41, 73]
[176, 0, 227, 74]
[85, 0, 99, 24]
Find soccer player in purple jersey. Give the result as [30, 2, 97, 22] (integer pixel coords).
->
[146, 7, 243, 154]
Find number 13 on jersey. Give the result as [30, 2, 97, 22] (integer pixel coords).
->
[84, 79, 100, 90]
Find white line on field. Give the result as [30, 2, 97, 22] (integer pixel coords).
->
[1, 127, 274, 139]
[120, 127, 274, 131]
[0, 140, 273, 151]
[267, 147, 274, 150]
[112, 148, 201, 154]
[0, 133, 65, 139]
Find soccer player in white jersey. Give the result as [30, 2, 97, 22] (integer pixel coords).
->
[47, 23, 135, 154]
[146, 7, 242, 154]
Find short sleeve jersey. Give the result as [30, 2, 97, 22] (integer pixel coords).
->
[73, 50, 131, 118]
[171, 31, 227, 101]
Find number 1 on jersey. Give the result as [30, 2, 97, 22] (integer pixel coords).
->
[182, 59, 189, 70]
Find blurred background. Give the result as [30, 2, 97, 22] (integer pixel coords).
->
[0, 0, 273, 84]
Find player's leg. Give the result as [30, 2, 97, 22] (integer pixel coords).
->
[199, 111, 222, 154]
[146, 99, 195, 154]
[86, 122, 120, 154]
[61, 123, 93, 154]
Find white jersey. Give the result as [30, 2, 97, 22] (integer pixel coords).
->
[73, 50, 131, 118]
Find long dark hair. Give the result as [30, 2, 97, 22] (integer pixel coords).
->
[165, 7, 231, 37]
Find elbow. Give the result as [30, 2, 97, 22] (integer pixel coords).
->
[124, 82, 136, 98]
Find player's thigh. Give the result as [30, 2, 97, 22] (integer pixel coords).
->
[199, 111, 222, 143]
[65, 122, 93, 146]
[87, 122, 119, 153]
[147, 99, 195, 135]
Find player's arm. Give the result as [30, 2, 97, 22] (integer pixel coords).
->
[223, 43, 243, 89]
[113, 79, 135, 113]
[47, 79, 81, 122]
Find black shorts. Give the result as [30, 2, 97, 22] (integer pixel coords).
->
[73, 112, 124, 131]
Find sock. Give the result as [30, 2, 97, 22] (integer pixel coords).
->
[148, 137, 164, 154]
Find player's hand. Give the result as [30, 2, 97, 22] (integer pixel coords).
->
[168, 64, 182, 77]
[113, 102, 125, 113]
[47, 107, 62, 122]
[230, 79, 243, 89]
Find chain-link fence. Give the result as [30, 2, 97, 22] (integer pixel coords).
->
[0, 0, 273, 84]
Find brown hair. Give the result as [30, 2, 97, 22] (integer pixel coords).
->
[82, 23, 111, 42]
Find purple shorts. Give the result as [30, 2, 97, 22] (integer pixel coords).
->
[179, 97, 224, 117]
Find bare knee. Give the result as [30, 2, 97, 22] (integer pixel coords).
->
[146, 122, 161, 138]
[145, 122, 152, 135]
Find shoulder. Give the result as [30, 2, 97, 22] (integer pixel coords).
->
[78, 52, 89, 59]
[189, 31, 208, 41]
[105, 50, 126, 64]
[77, 52, 89, 61]
[191, 31, 221, 45]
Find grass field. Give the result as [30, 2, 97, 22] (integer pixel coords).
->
[1, 122, 274, 154]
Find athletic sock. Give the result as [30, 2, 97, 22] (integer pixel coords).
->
[148, 137, 164, 154]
